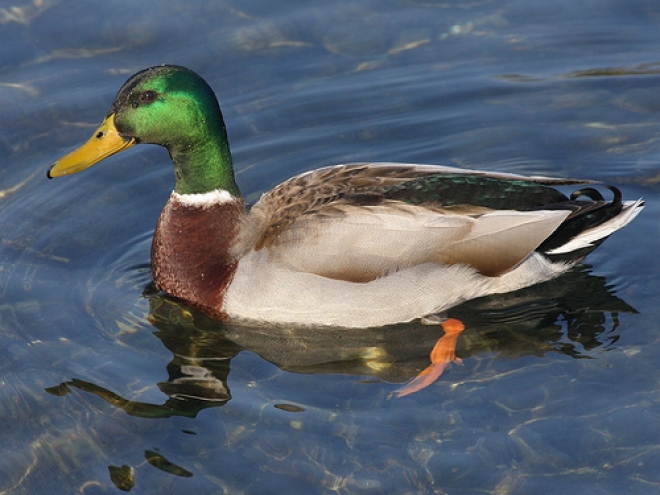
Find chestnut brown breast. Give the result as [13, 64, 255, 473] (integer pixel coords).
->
[151, 197, 244, 319]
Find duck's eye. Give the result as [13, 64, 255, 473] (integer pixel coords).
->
[140, 90, 157, 103]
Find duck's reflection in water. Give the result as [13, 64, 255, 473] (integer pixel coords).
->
[47, 266, 635, 417]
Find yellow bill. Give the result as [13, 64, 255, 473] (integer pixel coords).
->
[47, 113, 136, 179]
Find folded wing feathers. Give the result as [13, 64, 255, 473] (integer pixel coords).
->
[439, 209, 571, 275]
[244, 163, 642, 279]
[252, 163, 595, 250]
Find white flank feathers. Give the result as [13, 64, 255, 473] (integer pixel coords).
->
[222, 251, 568, 328]
[271, 206, 572, 280]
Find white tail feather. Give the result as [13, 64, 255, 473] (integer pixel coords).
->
[546, 199, 644, 255]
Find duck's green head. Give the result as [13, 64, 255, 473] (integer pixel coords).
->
[48, 65, 239, 196]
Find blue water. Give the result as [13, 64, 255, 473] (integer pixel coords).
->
[1, 1, 660, 493]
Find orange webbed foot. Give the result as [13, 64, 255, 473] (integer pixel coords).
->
[389, 318, 465, 399]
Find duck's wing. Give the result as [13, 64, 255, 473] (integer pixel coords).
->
[249, 163, 593, 247]
[239, 163, 616, 281]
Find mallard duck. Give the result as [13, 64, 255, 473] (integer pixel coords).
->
[48, 65, 643, 332]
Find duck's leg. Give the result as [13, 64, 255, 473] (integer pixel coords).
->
[389, 318, 465, 399]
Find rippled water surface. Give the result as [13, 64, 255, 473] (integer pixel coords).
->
[1, 1, 660, 494]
